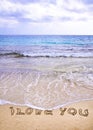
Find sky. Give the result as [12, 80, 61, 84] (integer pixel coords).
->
[0, 0, 93, 35]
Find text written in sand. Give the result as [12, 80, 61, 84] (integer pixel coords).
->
[9, 107, 89, 117]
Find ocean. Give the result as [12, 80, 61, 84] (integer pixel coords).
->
[0, 35, 93, 110]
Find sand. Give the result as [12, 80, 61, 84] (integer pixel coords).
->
[0, 100, 93, 130]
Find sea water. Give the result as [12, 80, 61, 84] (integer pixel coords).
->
[0, 35, 93, 109]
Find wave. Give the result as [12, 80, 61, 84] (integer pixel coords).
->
[0, 71, 93, 110]
[0, 51, 93, 58]
[0, 52, 27, 58]
[0, 98, 93, 110]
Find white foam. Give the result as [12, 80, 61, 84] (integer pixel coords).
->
[0, 98, 93, 110]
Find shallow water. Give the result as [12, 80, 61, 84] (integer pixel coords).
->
[0, 57, 93, 109]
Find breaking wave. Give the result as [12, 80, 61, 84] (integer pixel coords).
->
[0, 51, 93, 58]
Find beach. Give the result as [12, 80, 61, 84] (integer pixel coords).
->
[0, 100, 93, 130]
[0, 35, 93, 129]
[0, 0, 93, 127]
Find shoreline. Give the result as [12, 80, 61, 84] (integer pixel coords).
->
[0, 98, 93, 110]
[0, 100, 93, 130]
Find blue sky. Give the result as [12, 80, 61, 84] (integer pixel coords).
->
[0, 0, 93, 35]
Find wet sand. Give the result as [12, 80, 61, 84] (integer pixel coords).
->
[0, 100, 93, 130]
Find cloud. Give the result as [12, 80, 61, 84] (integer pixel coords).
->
[0, 0, 59, 23]
[0, 0, 93, 34]
[0, 0, 87, 20]
[82, 0, 93, 5]
[0, 0, 90, 23]
[9, 0, 56, 4]
[9, 0, 38, 4]
[60, 17, 73, 22]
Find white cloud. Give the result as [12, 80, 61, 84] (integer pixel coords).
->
[0, 0, 89, 21]
[0, 17, 18, 28]
[0, 0, 93, 34]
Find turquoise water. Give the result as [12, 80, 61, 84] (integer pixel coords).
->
[0, 35, 93, 45]
[0, 35, 93, 57]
